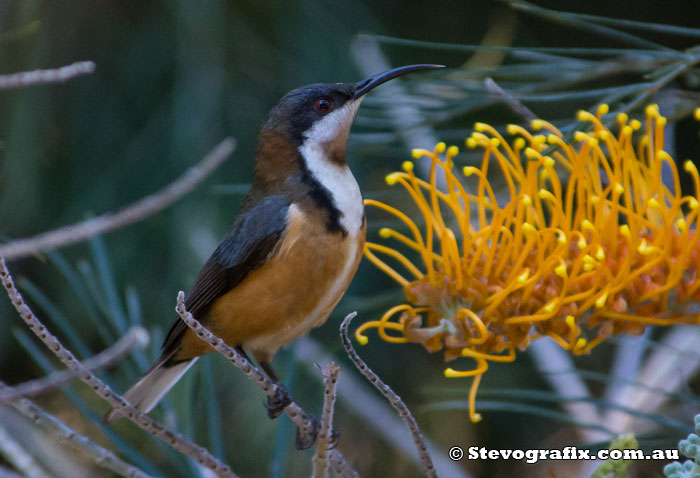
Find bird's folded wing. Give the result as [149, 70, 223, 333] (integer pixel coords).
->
[160, 194, 290, 357]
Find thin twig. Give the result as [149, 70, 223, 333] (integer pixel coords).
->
[0, 381, 155, 478]
[0, 326, 149, 404]
[0, 61, 95, 90]
[312, 362, 340, 478]
[174, 292, 358, 477]
[340, 312, 436, 478]
[484, 77, 537, 123]
[296, 336, 468, 477]
[174, 292, 314, 438]
[0, 258, 237, 478]
[0, 138, 236, 261]
[328, 450, 358, 478]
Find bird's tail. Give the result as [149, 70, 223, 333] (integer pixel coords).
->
[103, 356, 198, 423]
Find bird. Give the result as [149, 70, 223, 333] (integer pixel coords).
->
[104, 64, 443, 443]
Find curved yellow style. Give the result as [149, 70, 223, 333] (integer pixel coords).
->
[360, 105, 700, 423]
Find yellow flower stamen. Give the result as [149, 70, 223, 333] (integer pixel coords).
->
[360, 104, 700, 422]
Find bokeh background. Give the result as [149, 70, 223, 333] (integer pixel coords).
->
[1, 1, 700, 477]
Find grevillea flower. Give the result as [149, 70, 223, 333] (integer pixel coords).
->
[358, 104, 700, 423]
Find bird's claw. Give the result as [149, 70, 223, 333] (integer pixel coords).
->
[294, 417, 340, 450]
[327, 427, 340, 449]
[265, 382, 292, 419]
[264, 383, 340, 450]
[295, 415, 320, 450]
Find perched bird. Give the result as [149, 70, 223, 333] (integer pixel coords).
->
[104, 64, 443, 439]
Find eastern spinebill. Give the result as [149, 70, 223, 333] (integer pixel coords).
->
[105, 64, 443, 444]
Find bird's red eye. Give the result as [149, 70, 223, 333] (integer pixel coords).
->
[315, 98, 331, 112]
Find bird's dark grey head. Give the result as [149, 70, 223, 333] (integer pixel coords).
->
[252, 65, 444, 226]
[261, 64, 444, 147]
[262, 82, 358, 146]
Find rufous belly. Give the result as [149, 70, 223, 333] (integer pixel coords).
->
[177, 204, 365, 362]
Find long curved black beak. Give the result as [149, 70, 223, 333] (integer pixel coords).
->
[352, 64, 445, 99]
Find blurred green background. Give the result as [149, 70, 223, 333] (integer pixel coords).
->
[1, 1, 700, 477]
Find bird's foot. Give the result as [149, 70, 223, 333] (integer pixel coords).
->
[294, 415, 340, 450]
[327, 427, 340, 449]
[265, 381, 292, 419]
[295, 414, 320, 450]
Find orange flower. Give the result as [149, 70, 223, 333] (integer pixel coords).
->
[358, 104, 700, 423]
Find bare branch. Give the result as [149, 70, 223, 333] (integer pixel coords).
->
[0, 138, 236, 261]
[174, 292, 316, 438]
[0, 326, 149, 404]
[484, 77, 537, 123]
[0, 61, 95, 90]
[328, 450, 358, 478]
[174, 292, 358, 477]
[340, 312, 436, 478]
[0, 258, 237, 478]
[1, 380, 155, 478]
[312, 362, 340, 478]
[296, 336, 468, 476]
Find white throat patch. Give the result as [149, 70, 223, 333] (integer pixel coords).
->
[298, 99, 364, 233]
[303, 99, 362, 144]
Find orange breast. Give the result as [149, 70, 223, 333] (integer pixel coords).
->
[177, 204, 365, 362]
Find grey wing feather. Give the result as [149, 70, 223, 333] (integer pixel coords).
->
[160, 194, 290, 357]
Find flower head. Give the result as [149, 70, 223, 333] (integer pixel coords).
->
[359, 104, 700, 422]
